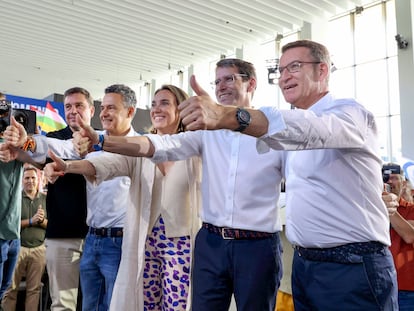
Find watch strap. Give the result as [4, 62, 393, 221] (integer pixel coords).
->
[235, 107, 251, 132]
[93, 134, 105, 151]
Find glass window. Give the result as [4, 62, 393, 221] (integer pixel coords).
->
[390, 115, 402, 162]
[328, 0, 399, 162]
[354, 5, 386, 63]
[328, 16, 354, 68]
[330, 67, 355, 99]
[355, 60, 388, 115]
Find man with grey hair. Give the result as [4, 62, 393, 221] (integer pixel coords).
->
[56, 84, 138, 311]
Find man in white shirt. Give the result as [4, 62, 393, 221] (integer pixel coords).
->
[178, 40, 398, 310]
[75, 84, 138, 311]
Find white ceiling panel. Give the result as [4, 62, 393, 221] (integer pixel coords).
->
[0, 0, 374, 100]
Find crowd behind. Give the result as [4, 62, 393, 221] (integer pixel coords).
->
[0, 39, 413, 311]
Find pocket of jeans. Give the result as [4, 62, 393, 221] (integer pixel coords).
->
[110, 236, 123, 248]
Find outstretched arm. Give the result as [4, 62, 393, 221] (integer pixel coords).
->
[178, 75, 269, 137]
[72, 114, 155, 157]
[44, 150, 96, 184]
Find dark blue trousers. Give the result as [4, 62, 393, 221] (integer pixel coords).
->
[191, 227, 282, 311]
[292, 247, 398, 310]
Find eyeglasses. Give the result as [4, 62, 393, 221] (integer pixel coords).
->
[211, 74, 248, 86]
[276, 61, 321, 79]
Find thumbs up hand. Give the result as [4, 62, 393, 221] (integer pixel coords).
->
[178, 75, 225, 131]
[3, 116, 27, 148]
[72, 114, 98, 156]
[43, 150, 67, 184]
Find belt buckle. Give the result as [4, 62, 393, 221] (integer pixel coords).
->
[221, 228, 234, 240]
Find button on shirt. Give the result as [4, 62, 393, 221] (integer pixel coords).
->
[85, 128, 138, 228]
[259, 93, 390, 248]
[149, 130, 284, 233]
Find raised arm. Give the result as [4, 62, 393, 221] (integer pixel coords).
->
[383, 192, 414, 244]
[178, 75, 269, 138]
[390, 212, 414, 244]
[72, 114, 155, 157]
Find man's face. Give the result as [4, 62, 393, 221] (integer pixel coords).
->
[23, 169, 38, 194]
[387, 174, 404, 197]
[278, 47, 323, 110]
[100, 93, 132, 136]
[64, 93, 94, 131]
[214, 66, 252, 107]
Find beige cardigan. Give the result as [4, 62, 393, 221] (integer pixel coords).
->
[87, 152, 202, 311]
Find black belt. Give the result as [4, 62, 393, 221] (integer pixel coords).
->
[202, 223, 275, 240]
[294, 241, 386, 263]
[89, 227, 123, 237]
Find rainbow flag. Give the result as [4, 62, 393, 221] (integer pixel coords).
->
[31, 102, 66, 133]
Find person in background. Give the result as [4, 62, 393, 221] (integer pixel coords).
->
[67, 59, 284, 311]
[275, 182, 294, 311]
[177, 40, 398, 310]
[383, 163, 414, 311]
[44, 85, 202, 311]
[2, 164, 47, 311]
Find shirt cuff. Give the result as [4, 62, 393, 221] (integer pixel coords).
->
[257, 107, 286, 154]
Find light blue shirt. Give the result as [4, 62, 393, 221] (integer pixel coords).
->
[259, 92, 390, 248]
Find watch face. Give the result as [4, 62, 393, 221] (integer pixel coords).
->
[239, 109, 250, 123]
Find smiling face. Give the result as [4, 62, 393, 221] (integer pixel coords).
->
[150, 89, 180, 135]
[100, 93, 133, 136]
[278, 46, 329, 110]
[214, 66, 255, 107]
[64, 93, 95, 131]
[23, 168, 38, 196]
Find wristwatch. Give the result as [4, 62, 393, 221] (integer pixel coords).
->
[235, 107, 251, 132]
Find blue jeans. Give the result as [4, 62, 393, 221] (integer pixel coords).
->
[0, 239, 20, 299]
[398, 290, 414, 311]
[192, 228, 282, 311]
[80, 233, 122, 311]
[292, 247, 398, 310]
